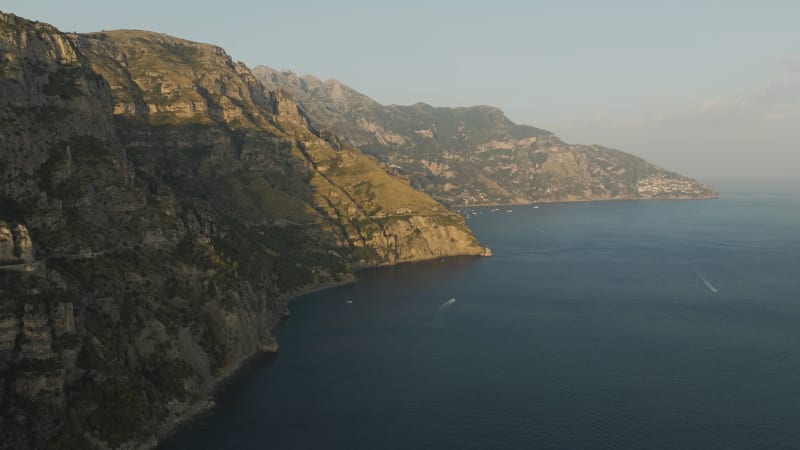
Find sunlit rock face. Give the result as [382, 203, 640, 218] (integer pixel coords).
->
[0, 12, 488, 449]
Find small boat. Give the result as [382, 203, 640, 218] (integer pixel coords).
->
[438, 298, 456, 311]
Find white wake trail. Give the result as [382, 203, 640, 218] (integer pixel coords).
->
[693, 269, 719, 293]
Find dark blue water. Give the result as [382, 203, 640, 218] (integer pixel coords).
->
[160, 182, 800, 450]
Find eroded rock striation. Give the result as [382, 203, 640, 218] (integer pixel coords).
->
[254, 66, 718, 206]
[0, 12, 487, 449]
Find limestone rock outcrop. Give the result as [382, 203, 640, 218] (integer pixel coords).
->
[0, 222, 33, 264]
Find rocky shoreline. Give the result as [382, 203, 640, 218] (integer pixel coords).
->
[152, 251, 494, 448]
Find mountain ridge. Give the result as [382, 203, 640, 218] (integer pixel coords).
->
[253, 65, 718, 206]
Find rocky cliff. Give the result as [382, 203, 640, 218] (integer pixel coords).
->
[254, 66, 718, 206]
[0, 12, 487, 449]
[0, 222, 33, 264]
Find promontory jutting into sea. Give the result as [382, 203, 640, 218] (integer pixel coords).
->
[0, 5, 797, 450]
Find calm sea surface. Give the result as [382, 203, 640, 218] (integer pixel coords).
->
[160, 182, 800, 449]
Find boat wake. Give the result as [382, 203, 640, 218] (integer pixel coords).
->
[693, 269, 719, 293]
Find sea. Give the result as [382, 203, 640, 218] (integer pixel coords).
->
[159, 181, 800, 450]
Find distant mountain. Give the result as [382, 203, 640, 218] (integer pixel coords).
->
[254, 66, 718, 206]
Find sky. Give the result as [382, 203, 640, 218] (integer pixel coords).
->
[4, 0, 799, 182]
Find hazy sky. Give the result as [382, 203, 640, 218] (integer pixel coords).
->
[4, 1, 799, 181]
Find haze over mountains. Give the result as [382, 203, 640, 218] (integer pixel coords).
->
[7, 1, 799, 182]
[254, 67, 717, 206]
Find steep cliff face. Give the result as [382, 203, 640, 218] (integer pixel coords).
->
[254, 66, 718, 206]
[74, 29, 486, 266]
[0, 13, 487, 449]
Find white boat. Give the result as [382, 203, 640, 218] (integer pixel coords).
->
[438, 298, 456, 311]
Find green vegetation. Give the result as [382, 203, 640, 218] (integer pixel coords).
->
[0, 197, 27, 221]
[146, 357, 193, 399]
[353, 245, 379, 263]
[43, 66, 85, 99]
[84, 378, 152, 447]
